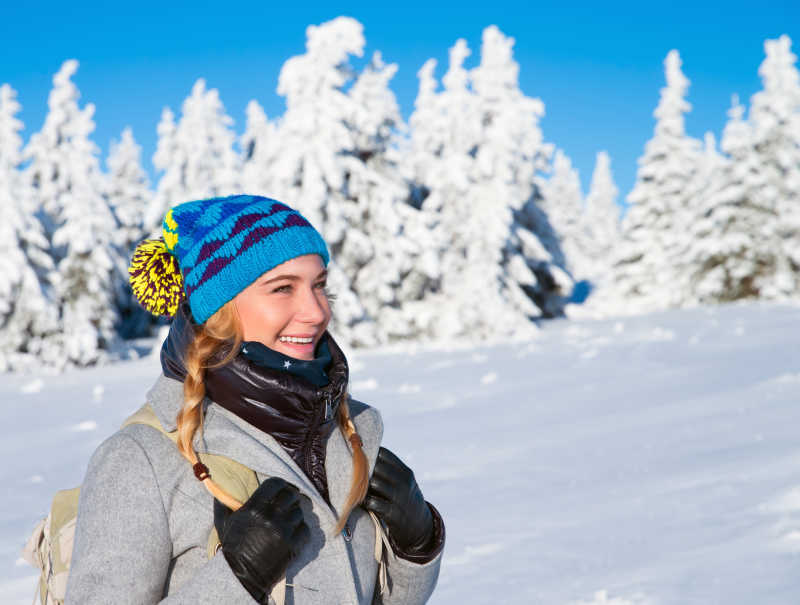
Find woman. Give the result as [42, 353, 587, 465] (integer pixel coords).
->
[65, 195, 445, 604]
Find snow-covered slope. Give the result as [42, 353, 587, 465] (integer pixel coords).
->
[3, 303, 800, 604]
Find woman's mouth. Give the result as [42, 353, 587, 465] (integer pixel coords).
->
[278, 336, 314, 344]
[277, 335, 316, 358]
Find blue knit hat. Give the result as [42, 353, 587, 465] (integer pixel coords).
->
[129, 195, 329, 324]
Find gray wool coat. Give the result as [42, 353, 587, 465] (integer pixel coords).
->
[65, 374, 442, 604]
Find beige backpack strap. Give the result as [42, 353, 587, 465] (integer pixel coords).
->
[271, 576, 287, 605]
[22, 516, 49, 605]
[21, 517, 45, 570]
[22, 486, 81, 605]
[368, 511, 392, 596]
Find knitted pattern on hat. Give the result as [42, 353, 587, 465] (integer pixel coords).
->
[130, 194, 329, 324]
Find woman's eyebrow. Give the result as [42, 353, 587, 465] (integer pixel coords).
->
[260, 274, 299, 285]
[260, 269, 328, 285]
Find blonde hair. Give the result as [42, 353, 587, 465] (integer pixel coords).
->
[176, 300, 367, 533]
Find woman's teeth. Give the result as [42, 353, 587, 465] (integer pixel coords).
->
[279, 336, 313, 344]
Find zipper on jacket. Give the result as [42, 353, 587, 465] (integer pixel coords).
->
[301, 389, 330, 499]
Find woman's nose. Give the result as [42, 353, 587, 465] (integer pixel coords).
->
[297, 285, 327, 324]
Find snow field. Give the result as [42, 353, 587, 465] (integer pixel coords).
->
[2, 302, 800, 603]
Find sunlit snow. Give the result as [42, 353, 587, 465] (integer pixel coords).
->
[2, 302, 800, 604]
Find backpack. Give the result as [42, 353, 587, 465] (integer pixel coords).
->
[22, 403, 391, 605]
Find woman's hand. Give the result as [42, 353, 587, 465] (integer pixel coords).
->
[214, 477, 310, 604]
[364, 447, 434, 556]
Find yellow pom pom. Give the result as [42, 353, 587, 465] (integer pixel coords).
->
[128, 238, 185, 318]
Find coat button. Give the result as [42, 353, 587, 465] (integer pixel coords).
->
[342, 524, 352, 542]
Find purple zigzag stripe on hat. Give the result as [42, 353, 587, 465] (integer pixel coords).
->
[195, 238, 226, 264]
[230, 212, 265, 235]
[185, 214, 315, 298]
[190, 202, 292, 264]
[238, 213, 311, 256]
[186, 255, 235, 298]
[186, 224, 282, 296]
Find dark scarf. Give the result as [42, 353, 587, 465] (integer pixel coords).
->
[240, 339, 332, 388]
[160, 304, 349, 504]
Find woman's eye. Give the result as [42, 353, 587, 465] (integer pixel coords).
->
[273, 285, 292, 294]
[316, 282, 335, 300]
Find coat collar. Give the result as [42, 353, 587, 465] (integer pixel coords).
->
[145, 374, 382, 526]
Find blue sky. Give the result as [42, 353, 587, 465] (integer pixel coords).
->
[1, 1, 798, 202]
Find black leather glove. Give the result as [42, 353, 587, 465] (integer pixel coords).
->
[364, 447, 434, 556]
[214, 477, 310, 604]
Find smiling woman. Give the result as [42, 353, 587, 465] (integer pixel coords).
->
[61, 194, 445, 604]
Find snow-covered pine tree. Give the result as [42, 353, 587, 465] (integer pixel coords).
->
[539, 149, 585, 276]
[107, 127, 149, 254]
[0, 84, 27, 326]
[267, 17, 364, 233]
[672, 131, 722, 302]
[0, 84, 58, 370]
[407, 39, 476, 222]
[680, 121, 753, 302]
[263, 17, 435, 345]
[405, 39, 484, 338]
[470, 26, 570, 324]
[240, 100, 278, 196]
[684, 37, 800, 303]
[24, 60, 119, 366]
[145, 107, 177, 229]
[145, 79, 240, 233]
[611, 50, 702, 313]
[106, 126, 153, 337]
[405, 27, 569, 340]
[583, 151, 620, 282]
[340, 51, 438, 342]
[748, 35, 800, 297]
[259, 17, 372, 344]
[686, 98, 787, 302]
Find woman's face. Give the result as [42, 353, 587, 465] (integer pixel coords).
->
[234, 254, 332, 360]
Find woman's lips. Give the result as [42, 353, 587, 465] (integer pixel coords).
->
[276, 336, 316, 359]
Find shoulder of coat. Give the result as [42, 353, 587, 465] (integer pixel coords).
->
[144, 374, 184, 432]
[114, 422, 185, 468]
[347, 397, 383, 442]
